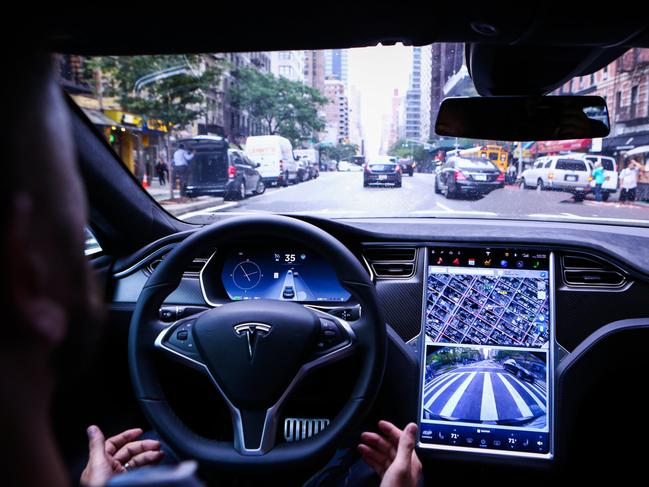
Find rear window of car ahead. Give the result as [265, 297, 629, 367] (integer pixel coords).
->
[456, 158, 498, 170]
[556, 159, 587, 171]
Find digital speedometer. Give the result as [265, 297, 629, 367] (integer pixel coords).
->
[221, 247, 350, 302]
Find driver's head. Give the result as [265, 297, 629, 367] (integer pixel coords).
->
[1, 49, 103, 386]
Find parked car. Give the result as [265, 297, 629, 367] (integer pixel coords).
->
[244, 135, 299, 187]
[519, 156, 591, 201]
[179, 137, 265, 200]
[363, 158, 402, 187]
[503, 359, 535, 382]
[307, 160, 320, 179]
[296, 158, 309, 182]
[572, 154, 618, 201]
[399, 159, 416, 176]
[434, 156, 504, 198]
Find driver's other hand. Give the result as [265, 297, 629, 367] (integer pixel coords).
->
[80, 425, 164, 486]
[358, 421, 423, 487]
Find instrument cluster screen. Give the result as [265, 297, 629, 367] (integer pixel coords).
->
[221, 248, 351, 302]
[418, 247, 554, 459]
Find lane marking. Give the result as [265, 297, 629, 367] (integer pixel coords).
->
[424, 373, 466, 410]
[178, 202, 238, 219]
[439, 372, 477, 418]
[528, 213, 649, 225]
[496, 373, 533, 418]
[436, 202, 455, 212]
[480, 372, 499, 421]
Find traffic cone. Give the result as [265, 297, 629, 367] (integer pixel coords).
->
[142, 173, 150, 189]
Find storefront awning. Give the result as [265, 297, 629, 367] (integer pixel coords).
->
[82, 108, 122, 127]
[602, 132, 649, 152]
[535, 139, 592, 154]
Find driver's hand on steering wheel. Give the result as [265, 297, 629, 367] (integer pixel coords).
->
[80, 425, 164, 486]
[358, 421, 423, 487]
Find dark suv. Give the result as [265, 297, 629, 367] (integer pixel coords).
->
[181, 136, 265, 200]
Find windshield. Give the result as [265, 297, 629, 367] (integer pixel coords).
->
[60, 45, 649, 226]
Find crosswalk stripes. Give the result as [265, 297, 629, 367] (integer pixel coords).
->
[496, 373, 533, 418]
[440, 372, 477, 418]
[423, 367, 547, 423]
[424, 373, 466, 410]
[480, 372, 498, 421]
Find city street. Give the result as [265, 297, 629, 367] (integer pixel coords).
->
[175, 172, 649, 224]
[422, 359, 547, 426]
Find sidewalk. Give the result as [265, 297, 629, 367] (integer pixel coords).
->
[145, 179, 224, 217]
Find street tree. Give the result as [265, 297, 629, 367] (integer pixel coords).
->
[230, 67, 328, 145]
[93, 55, 224, 197]
[320, 143, 359, 162]
[389, 139, 427, 161]
[94, 55, 224, 132]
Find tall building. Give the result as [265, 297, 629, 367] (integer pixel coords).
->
[388, 88, 403, 150]
[270, 50, 305, 83]
[303, 50, 325, 94]
[404, 47, 422, 140]
[557, 48, 649, 158]
[348, 85, 364, 151]
[420, 46, 432, 142]
[323, 79, 349, 144]
[324, 49, 349, 87]
[209, 52, 272, 144]
[428, 43, 469, 140]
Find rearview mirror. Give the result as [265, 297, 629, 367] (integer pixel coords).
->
[435, 96, 610, 141]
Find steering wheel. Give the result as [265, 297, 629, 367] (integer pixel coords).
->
[129, 214, 386, 470]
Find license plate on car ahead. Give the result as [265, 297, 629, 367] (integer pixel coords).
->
[473, 174, 487, 181]
[379, 175, 387, 180]
[565, 175, 578, 181]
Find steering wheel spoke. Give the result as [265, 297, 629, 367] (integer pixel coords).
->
[307, 308, 358, 366]
[154, 317, 206, 371]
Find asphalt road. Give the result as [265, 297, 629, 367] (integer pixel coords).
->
[179, 171, 649, 225]
[422, 360, 547, 425]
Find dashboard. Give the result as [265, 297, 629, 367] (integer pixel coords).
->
[108, 216, 649, 471]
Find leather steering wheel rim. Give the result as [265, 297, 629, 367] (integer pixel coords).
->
[128, 214, 387, 471]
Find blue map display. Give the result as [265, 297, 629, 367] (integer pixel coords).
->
[221, 248, 351, 302]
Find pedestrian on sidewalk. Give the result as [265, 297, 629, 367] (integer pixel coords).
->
[172, 143, 195, 195]
[155, 158, 169, 186]
[619, 159, 641, 204]
[591, 161, 605, 202]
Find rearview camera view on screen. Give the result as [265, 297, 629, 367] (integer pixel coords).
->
[422, 346, 547, 429]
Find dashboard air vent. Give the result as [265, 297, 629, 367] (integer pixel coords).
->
[364, 246, 417, 278]
[561, 253, 627, 288]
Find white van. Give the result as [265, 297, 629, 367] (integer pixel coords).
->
[570, 153, 618, 200]
[519, 155, 592, 201]
[244, 135, 299, 186]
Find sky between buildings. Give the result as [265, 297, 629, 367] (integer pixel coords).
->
[348, 43, 412, 157]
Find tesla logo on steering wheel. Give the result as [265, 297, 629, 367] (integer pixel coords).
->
[233, 323, 272, 361]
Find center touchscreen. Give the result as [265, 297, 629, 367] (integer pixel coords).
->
[418, 247, 554, 458]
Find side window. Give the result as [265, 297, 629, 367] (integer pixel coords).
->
[535, 161, 543, 169]
[85, 227, 102, 256]
[544, 161, 552, 168]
